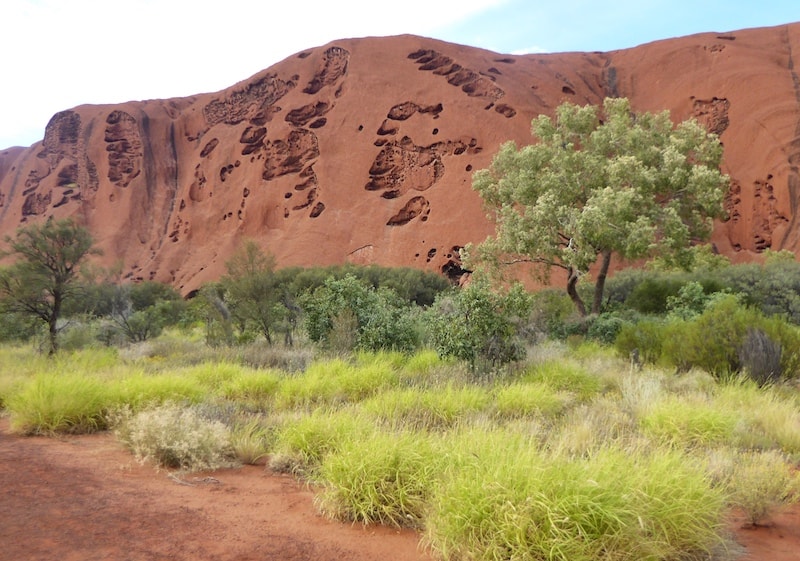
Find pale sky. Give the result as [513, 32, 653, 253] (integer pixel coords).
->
[2, 0, 799, 149]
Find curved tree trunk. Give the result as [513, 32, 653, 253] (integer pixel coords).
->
[592, 250, 613, 315]
[566, 267, 587, 316]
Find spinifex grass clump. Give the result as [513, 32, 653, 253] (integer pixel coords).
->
[5, 372, 113, 434]
[316, 430, 446, 529]
[229, 418, 274, 464]
[217, 369, 282, 406]
[716, 379, 800, 454]
[112, 372, 206, 410]
[492, 381, 570, 419]
[639, 394, 739, 448]
[425, 432, 726, 561]
[182, 361, 259, 392]
[269, 409, 373, 476]
[275, 357, 399, 409]
[113, 402, 236, 472]
[522, 359, 604, 401]
[361, 384, 490, 430]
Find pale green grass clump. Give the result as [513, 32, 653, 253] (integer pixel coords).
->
[316, 429, 446, 529]
[522, 360, 604, 401]
[716, 379, 800, 454]
[549, 397, 640, 456]
[113, 402, 236, 472]
[229, 418, 274, 464]
[721, 448, 800, 525]
[182, 361, 259, 391]
[269, 409, 373, 476]
[361, 384, 490, 429]
[111, 372, 206, 410]
[5, 373, 113, 434]
[217, 369, 282, 406]
[275, 357, 398, 409]
[425, 432, 726, 561]
[639, 394, 739, 448]
[492, 381, 570, 420]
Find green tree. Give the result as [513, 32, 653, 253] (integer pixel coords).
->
[469, 97, 729, 316]
[0, 218, 100, 354]
[108, 282, 186, 343]
[221, 240, 288, 344]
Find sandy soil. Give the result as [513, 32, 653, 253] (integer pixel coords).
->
[1, 418, 797, 561]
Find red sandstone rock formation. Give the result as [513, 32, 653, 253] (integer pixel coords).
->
[1, 24, 799, 293]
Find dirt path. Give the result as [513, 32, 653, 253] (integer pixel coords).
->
[1, 418, 798, 561]
[0, 419, 431, 561]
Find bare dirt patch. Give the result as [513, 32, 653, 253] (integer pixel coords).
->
[0, 418, 430, 561]
[1, 417, 797, 561]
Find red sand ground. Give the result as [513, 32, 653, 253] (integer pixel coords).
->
[0, 418, 797, 561]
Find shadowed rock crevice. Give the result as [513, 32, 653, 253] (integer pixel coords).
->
[262, 129, 320, 180]
[285, 102, 331, 126]
[408, 49, 506, 104]
[365, 136, 474, 198]
[303, 47, 350, 94]
[105, 110, 143, 188]
[692, 97, 731, 136]
[387, 196, 430, 226]
[204, 74, 296, 127]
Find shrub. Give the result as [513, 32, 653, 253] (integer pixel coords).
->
[426, 280, 532, 372]
[725, 449, 800, 526]
[527, 288, 576, 339]
[584, 312, 626, 344]
[300, 275, 419, 353]
[113, 403, 236, 471]
[738, 328, 782, 385]
[614, 317, 667, 365]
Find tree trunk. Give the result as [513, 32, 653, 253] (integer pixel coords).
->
[592, 250, 613, 315]
[566, 267, 587, 316]
[48, 293, 61, 355]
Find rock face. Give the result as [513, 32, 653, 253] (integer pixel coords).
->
[1, 25, 800, 293]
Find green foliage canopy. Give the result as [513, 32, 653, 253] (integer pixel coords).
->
[470, 97, 729, 315]
[0, 218, 99, 354]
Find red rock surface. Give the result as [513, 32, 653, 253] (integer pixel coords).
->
[1, 24, 799, 293]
